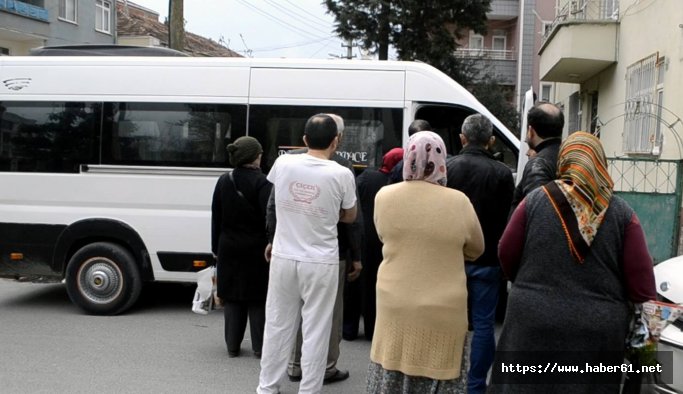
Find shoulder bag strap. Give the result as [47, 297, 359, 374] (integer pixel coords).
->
[542, 181, 590, 263]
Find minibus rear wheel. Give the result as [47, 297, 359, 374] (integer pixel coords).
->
[65, 242, 142, 315]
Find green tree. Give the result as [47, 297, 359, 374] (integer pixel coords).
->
[325, 0, 519, 134]
[470, 73, 521, 137]
[324, 0, 490, 61]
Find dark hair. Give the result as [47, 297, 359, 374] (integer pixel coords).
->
[527, 102, 564, 138]
[304, 114, 339, 150]
[461, 114, 492, 145]
[408, 119, 431, 135]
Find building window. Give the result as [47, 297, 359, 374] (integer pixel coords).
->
[601, 0, 619, 19]
[59, 0, 77, 23]
[469, 32, 484, 55]
[623, 53, 663, 155]
[0, 47, 9, 56]
[540, 83, 553, 102]
[589, 92, 599, 134]
[96, 0, 112, 34]
[492, 35, 506, 59]
[568, 92, 581, 134]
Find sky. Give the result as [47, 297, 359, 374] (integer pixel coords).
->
[127, 0, 363, 59]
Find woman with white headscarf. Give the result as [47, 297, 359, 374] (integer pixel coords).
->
[366, 131, 485, 393]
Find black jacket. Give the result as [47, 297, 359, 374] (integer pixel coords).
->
[211, 167, 272, 301]
[510, 137, 562, 213]
[446, 145, 514, 266]
[355, 168, 390, 267]
[388, 160, 404, 184]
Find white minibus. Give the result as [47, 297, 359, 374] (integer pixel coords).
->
[0, 56, 519, 314]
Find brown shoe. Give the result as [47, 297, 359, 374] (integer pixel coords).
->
[323, 369, 349, 385]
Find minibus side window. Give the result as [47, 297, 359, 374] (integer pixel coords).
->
[248, 105, 402, 174]
[414, 105, 467, 155]
[102, 103, 246, 167]
[0, 101, 100, 173]
[415, 104, 517, 169]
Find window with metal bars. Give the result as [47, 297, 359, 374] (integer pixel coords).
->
[623, 53, 664, 155]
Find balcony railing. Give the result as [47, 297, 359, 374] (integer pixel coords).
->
[488, 0, 519, 20]
[544, 0, 618, 42]
[455, 48, 516, 61]
[0, 0, 49, 22]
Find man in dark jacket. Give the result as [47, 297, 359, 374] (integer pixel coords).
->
[510, 102, 564, 213]
[446, 114, 514, 394]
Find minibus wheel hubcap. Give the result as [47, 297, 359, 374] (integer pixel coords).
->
[78, 258, 123, 304]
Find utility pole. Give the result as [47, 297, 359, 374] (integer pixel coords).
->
[168, 0, 185, 51]
[341, 39, 354, 59]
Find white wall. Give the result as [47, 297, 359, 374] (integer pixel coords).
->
[0, 38, 43, 56]
[549, 0, 683, 160]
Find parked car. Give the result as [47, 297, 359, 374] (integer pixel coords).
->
[653, 256, 683, 394]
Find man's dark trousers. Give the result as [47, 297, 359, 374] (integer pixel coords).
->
[466, 263, 501, 394]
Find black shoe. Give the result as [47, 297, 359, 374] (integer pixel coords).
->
[254, 351, 261, 358]
[288, 374, 302, 382]
[323, 369, 349, 385]
[228, 350, 240, 358]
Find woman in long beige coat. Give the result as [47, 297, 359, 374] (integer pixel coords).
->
[367, 131, 484, 393]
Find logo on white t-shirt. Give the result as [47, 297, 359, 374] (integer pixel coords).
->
[289, 181, 321, 204]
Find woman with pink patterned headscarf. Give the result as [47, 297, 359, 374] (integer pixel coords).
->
[402, 130, 449, 185]
[367, 131, 485, 393]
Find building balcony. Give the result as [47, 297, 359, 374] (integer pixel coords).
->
[455, 48, 517, 85]
[488, 0, 519, 21]
[456, 48, 516, 61]
[539, 0, 618, 83]
[0, 0, 48, 22]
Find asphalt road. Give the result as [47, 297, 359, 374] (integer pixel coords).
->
[0, 279, 372, 394]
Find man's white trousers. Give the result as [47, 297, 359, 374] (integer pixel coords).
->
[257, 256, 338, 394]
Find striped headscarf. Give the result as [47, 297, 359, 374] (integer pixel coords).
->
[546, 132, 614, 261]
[402, 131, 447, 186]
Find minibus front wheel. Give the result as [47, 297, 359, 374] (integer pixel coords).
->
[65, 242, 142, 315]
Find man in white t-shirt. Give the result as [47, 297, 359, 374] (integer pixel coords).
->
[257, 114, 357, 394]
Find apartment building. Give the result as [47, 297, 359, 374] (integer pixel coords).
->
[539, 0, 682, 160]
[539, 0, 683, 260]
[0, 0, 116, 55]
[455, 0, 556, 110]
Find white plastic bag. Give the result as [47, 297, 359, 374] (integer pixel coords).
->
[192, 266, 216, 315]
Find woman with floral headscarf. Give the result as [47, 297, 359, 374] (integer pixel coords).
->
[366, 132, 484, 393]
[492, 132, 656, 393]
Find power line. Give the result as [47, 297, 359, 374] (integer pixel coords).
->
[284, 0, 332, 25]
[262, 0, 331, 32]
[250, 37, 332, 52]
[233, 0, 329, 40]
[309, 37, 336, 58]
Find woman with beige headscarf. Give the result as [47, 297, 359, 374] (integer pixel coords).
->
[366, 131, 484, 393]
